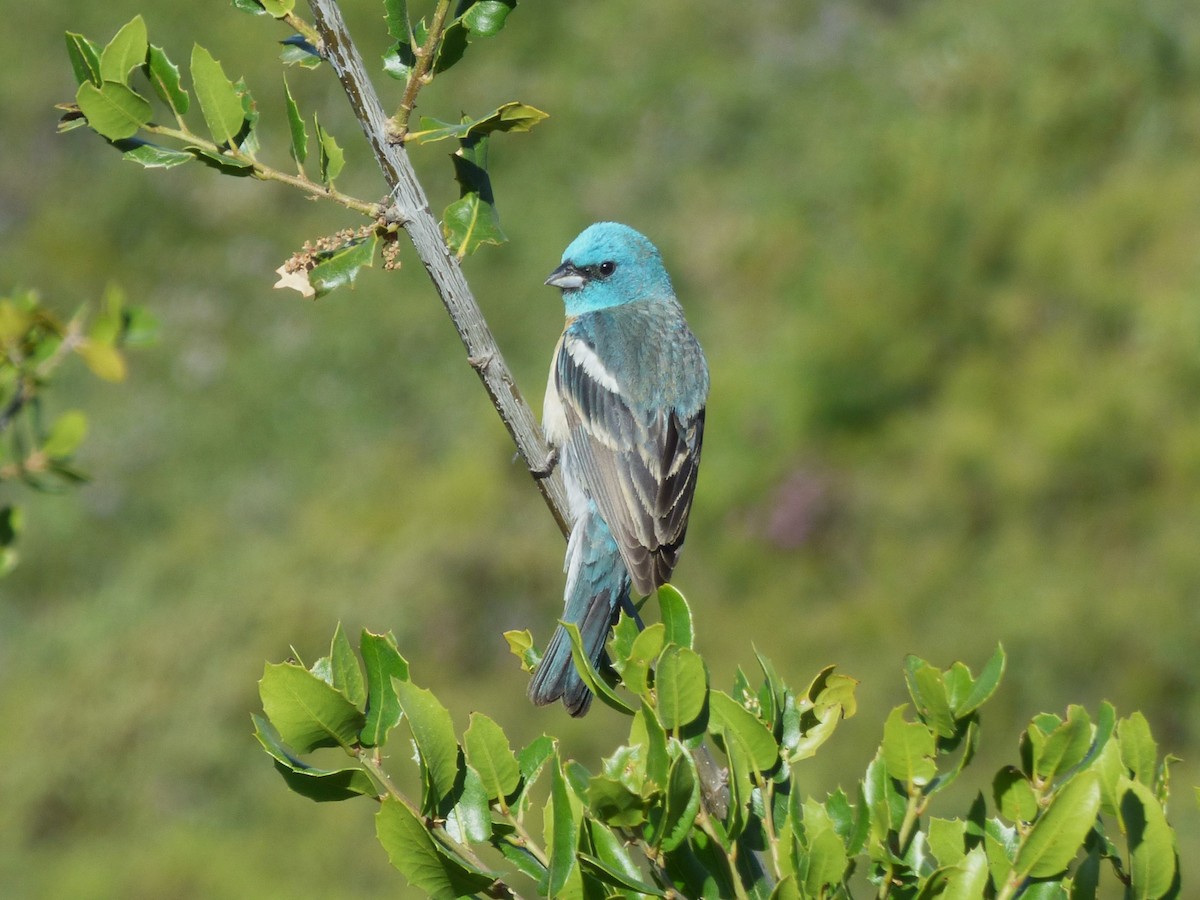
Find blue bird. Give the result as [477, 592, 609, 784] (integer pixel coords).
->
[529, 222, 709, 716]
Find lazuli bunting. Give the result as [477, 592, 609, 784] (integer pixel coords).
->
[528, 222, 709, 716]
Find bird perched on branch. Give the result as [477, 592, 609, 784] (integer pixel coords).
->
[529, 222, 709, 716]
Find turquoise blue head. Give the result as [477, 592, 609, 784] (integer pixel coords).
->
[546, 222, 675, 316]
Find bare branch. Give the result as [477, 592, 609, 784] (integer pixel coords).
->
[306, 0, 569, 538]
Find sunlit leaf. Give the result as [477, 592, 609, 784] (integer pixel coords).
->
[308, 234, 377, 297]
[395, 678, 460, 807]
[655, 645, 708, 730]
[99, 16, 148, 86]
[461, 0, 515, 37]
[658, 584, 693, 649]
[328, 622, 365, 707]
[503, 628, 539, 673]
[1119, 778, 1176, 898]
[190, 44, 245, 146]
[65, 32, 102, 86]
[143, 45, 189, 117]
[409, 101, 549, 144]
[464, 712, 520, 803]
[359, 629, 408, 747]
[259, 661, 365, 753]
[1014, 770, 1101, 878]
[314, 113, 344, 186]
[376, 796, 497, 896]
[881, 705, 937, 788]
[282, 76, 306, 167]
[75, 81, 152, 141]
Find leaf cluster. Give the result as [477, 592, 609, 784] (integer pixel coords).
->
[60, 5, 548, 303]
[255, 590, 1179, 898]
[0, 286, 153, 577]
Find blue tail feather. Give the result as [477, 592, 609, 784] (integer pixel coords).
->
[528, 509, 630, 716]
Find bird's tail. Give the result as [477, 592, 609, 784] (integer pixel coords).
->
[528, 509, 630, 717]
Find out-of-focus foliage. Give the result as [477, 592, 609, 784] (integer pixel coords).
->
[0, 286, 151, 577]
[3, 0, 1200, 896]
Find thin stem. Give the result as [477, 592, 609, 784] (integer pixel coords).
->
[307, 0, 570, 538]
[282, 10, 322, 47]
[145, 123, 381, 218]
[392, 0, 455, 139]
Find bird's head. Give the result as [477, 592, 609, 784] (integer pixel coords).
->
[546, 222, 674, 315]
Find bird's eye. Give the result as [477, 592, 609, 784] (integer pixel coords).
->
[598, 261, 617, 277]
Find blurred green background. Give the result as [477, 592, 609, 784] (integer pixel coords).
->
[4, 0, 1200, 894]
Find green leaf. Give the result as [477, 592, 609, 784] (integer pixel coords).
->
[546, 755, 581, 896]
[382, 40, 416, 82]
[1014, 770, 1101, 878]
[904, 656, 956, 739]
[76, 339, 127, 382]
[308, 234, 378, 298]
[433, 20, 469, 73]
[623, 622, 665, 696]
[395, 678, 460, 807]
[658, 584, 693, 649]
[99, 16, 148, 85]
[656, 751, 702, 852]
[42, 411, 88, 459]
[75, 81, 152, 141]
[279, 35, 322, 69]
[259, 0, 295, 16]
[1036, 704, 1092, 780]
[561, 622, 637, 715]
[259, 661, 366, 753]
[799, 798, 849, 895]
[446, 765, 491, 845]
[709, 690, 779, 773]
[410, 101, 550, 144]
[145, 45, 189, 117]
[359, 629, 408, 747]
[585, 820, 667, 895]
[928, 816, 967, 866]
[503, 628, 539, 673]
[1118, 712, 1158, 785]
[463, 712, 519, 803]
[282, 76, 307, 167]
[383, 0, 410, 40]
[252, 714, 376, 802]
[941, 846, 990, 900]
[993, 766, 1038, 823]
[1119, 779, 1176, 899]
[586, 774, 646, 827]
[190, 44, 245, 146]
[443, 135, 506, 257]
[121, 141, 194, 169]
[950, 644, 1006, 718]
[579, 850, 665, 896]
[461, 0, 516, 36]
[640, 701, 670, 790]
[329, 622, 365, 707]
[65, 33, 102, 86]
[376, 796, 497, 898]
[881, 706, 937, 788]
[231, 0, 270, 14]
[314, 113, 344, 186]
[656, 645, 708, 730]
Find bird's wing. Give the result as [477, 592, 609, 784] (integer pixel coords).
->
[556, 326, 705, 597]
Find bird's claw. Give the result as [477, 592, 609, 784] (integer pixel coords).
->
[531, 447, 559, 479]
